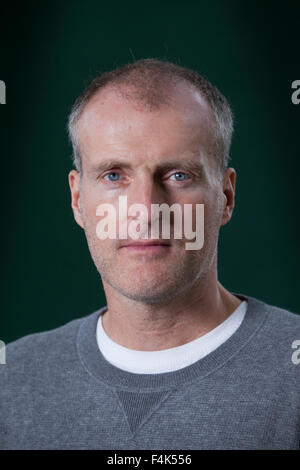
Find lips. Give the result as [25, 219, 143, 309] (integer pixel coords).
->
[120, 240, 171, 248]
[118, 240, 172, 255]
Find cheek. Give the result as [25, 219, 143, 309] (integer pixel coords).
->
[179, 189, 218, 218]
[83, 200, 97, 221]
[182, 186, 222, 233]
[81, 187, 102, 218]
[80, 198, 101, 236]
[204, 194, 224, 232]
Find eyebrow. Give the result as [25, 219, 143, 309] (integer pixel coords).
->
[88, 158, 205, 177]
[155, 160, 205, 175]
[88, 160, 132, 175]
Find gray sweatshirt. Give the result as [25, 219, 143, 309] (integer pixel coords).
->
[0, 293, 299, 450]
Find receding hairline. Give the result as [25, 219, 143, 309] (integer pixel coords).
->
[80, 78, 214, 126]
[67, 58, 234, 174]
[77, 81, 216, 176]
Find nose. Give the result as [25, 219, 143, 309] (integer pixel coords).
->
[126, 172, 164, 230]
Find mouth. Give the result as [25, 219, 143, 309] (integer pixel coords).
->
[119, 240, 171, 253]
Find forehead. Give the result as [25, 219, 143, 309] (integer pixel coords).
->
[77, 83, 216, 170]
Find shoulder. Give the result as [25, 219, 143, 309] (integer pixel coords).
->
[0, 309, 102, 379]
[245, 294, 300, 331]
[239, 293, 300, 376]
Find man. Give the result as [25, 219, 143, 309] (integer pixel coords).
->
[0, 58, 299, 450]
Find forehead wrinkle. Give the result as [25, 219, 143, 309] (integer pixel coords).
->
[77, 86, 217, 175]
[85, 152, 206, 179]
[79, 82, 214, 139]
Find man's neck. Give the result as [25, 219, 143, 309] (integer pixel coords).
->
[101, 276, 242, 351]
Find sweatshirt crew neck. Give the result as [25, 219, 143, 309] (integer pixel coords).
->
[2, 292, 300, 449]
[96, 301, 247, 374]
[77, 293, 271, 391]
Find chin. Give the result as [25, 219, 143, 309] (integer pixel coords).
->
[106, 273, 189, 305]
[113, 287, 180, 305]
[95, 252, 206, 303]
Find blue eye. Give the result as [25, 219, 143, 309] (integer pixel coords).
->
[104, 172, 121, 181]
[171, 172, 188, 181]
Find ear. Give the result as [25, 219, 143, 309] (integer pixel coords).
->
[68, 170, 85, 229]
[220, 167, 236, 226]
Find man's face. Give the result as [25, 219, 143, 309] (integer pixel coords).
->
[69, 83, 235, 304]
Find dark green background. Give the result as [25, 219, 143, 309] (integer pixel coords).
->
[1, 0, 299, 344]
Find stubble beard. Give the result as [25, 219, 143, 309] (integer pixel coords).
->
[83, 223, 218, 306]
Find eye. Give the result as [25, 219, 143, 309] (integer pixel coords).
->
[170, 171, 189, 181]
[104, 172, 121, 182]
